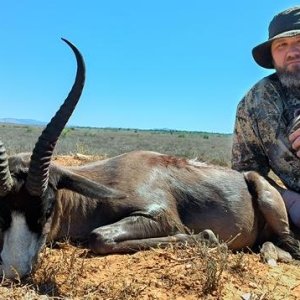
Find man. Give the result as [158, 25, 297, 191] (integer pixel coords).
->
[232, 6, 300, 228]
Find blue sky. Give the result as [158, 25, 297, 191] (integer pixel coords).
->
[1, 1, 299, 133]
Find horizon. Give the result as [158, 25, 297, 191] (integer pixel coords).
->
[1, 1, 299, 133]
[0, 117, 232, 134]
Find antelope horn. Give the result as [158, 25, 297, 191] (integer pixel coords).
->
[0, 141, 13, 196]
[25, 38, 85, 196]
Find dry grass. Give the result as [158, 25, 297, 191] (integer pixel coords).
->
[0, 124, 232, 166]
[1, 240, 300, 299]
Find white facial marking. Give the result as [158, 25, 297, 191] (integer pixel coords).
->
[1, 212, 39, 279]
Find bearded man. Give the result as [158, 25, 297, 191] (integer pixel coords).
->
[232, 6, 300, 228]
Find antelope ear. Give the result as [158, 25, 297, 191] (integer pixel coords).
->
[50, 166, 127, 200]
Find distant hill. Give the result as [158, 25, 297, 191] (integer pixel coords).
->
[0, 119, 231, 135]
[0, 118, 46, 126]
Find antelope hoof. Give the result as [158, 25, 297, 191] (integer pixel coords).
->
[198, 229, 219, 247]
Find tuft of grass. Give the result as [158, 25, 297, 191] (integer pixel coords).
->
[0, 239, 298, 299]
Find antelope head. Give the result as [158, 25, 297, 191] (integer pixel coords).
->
[0, 39, 125, 279]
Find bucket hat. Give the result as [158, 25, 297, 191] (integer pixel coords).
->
[252, 6, 300, 69]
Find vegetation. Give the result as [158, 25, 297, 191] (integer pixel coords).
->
[0, 124, 233, 166]
[0, 240, 298, 299]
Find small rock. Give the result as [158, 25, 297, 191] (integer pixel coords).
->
[267, 258, 277, 267]
[241, 292, 251, 300]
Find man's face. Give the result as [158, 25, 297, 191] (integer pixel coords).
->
[271, 35, 300, 88]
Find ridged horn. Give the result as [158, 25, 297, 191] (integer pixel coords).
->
[25, 38, 85, 196]
[0, 141, 13, 196]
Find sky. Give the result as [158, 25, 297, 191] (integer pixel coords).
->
[1, 1, 300, 133]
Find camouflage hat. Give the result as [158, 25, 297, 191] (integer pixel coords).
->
[252, 6, 300, 69]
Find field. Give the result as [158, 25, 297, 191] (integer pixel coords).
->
[0, 124, 232, 166]
[1, 124, 300, 299]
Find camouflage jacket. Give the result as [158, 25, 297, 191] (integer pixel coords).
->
[232, 73, 300, 192]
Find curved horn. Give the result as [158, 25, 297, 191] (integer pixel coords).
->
[0, 141, 13, 196]
[25, 38, 86, 196]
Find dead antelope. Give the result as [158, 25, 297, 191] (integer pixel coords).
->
[0, 39, 300, 280]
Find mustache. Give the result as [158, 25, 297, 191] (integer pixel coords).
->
[286, 58, 300, 64]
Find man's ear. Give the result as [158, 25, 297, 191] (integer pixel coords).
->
[50, 165, 127, 200]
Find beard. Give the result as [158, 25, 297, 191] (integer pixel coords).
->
[275, 63, 300, 89]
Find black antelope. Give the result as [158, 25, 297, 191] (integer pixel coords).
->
[0, 39, 299, 279]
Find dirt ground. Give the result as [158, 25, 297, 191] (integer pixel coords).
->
[0, 155, 300, 299]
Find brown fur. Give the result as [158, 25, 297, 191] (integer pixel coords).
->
[39, 150, 300, 260]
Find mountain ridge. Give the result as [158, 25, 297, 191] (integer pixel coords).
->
[0, 118, 46, 126]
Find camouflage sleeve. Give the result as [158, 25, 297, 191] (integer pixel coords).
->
[231, 97, 270, 177]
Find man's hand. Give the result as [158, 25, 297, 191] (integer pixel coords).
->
[282, 189, 300, 228]
[289, 128, 300, 157]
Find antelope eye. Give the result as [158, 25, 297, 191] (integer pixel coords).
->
[45, 208, 52, 219]
[45, 201, 55, 219]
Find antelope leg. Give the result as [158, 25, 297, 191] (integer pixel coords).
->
[88, 215, 219, 254]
